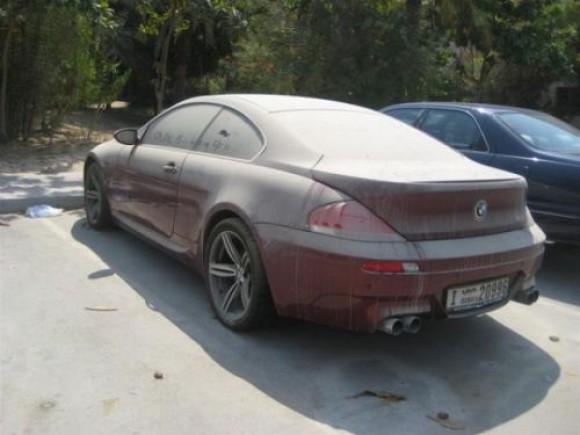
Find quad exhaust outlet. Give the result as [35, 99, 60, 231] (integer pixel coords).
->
[402, 316, 422, 334]
[378, 316, 422, 335]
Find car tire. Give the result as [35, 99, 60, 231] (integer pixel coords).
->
[84, 163, 113, 230]
[205, 218, 274, 330]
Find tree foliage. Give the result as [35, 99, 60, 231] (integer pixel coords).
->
[0, 0, 578, 144]
[0, 0, 129, 142]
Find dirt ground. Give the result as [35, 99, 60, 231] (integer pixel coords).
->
[0, 107, 149, 175]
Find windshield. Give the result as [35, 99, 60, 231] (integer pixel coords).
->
[497, 112, 580, 154]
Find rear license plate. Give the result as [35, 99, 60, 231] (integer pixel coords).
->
[446, 277, 510, 312]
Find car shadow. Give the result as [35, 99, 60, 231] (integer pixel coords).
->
[71, 218, 560, 434]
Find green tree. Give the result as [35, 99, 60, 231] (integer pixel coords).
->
[436, 0, 578, 106]
[0, 0, 130, 143]
[228, 0, 458, 107]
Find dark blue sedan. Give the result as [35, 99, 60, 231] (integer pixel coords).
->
[381, 102, 580, 244]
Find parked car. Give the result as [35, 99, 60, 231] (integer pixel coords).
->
[85, 95, 544, 335]
[381, 102, 580, 245]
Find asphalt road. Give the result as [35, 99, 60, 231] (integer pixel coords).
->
[1, 212, 579, 434]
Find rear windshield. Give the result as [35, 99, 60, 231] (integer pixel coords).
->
[274, 110, 461, 161]
[497, 112, 580, 154]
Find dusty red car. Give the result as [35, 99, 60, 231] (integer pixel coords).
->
[84, 95, 545, 335]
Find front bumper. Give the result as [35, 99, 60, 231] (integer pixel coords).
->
[256, 223, 545, 332]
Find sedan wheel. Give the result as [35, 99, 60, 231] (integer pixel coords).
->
[84, 164, 112, 230]
[206, 219, 272, 330]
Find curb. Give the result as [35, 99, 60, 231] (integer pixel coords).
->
[0, 172, 84, 214]
[0, 195, 84, 214]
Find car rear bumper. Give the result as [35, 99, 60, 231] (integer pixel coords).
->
[256, 223, 545, 332]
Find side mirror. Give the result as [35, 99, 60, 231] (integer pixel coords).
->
[114, 128, 138, 145]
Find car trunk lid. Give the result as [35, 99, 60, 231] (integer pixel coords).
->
[311, 157, 529, 241]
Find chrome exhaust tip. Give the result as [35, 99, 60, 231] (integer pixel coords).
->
[402, 316, 421, 334]
[379, 318, 404, 336]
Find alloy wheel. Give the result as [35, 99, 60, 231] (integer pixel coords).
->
[208, 230, 253, 322]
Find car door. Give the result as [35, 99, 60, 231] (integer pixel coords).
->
[172, 107, 266, 248]
[116, 103, 221, 238]
[417, 109, 494, 165]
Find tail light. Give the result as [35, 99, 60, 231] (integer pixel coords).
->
[361, 261, 420, 274]
[308, 201, 404, 242]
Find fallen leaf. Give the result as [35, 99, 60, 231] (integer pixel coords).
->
[154, 371, 164, 380]
[349, 390, 407, 402]
[0, 221, 10, 226]
[85, 306, 118, 312]
[428, 414, 465, 430]
[549, 336, 560, 342]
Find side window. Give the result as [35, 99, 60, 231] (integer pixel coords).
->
[384, 108, 423, 125]
[420, 109, 486, 151]
[196, 109, 263, 159]
[142, 104, 221, 150]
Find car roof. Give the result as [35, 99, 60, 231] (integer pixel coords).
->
[381, 101, 543, 115]
[180, 94, 374, 114]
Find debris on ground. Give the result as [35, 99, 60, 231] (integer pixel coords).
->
[349, 390, 407, 402]
[25, 205, 63, 218]
[154, 371, 164, 380]
[549, 335, 560, 342]
[85, 306, 118, 312]
[427, 412, 465, 430]
[0, 221, 10, 226]
[39, 400, 57, 410]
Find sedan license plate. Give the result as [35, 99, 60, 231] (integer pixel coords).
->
[446, 277, 510, 312]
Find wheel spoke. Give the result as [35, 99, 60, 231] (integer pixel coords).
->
[240, 251, 249, 270]
[221, 232, 241, 266]
[221, 280, 241, 313]
[240, 278, 251, 309]
[209, 262, 237, 278]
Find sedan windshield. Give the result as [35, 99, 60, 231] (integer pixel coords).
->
[497, 112, 580, 154]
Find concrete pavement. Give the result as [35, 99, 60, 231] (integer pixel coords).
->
[0, 171, 84, 214]
[1, 212, 579, 434]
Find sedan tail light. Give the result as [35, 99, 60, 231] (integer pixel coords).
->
[308, 201, 404, 242]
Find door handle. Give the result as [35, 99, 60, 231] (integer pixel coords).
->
[163, 162, 178, 175]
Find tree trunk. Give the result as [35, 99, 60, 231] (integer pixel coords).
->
[406, 0, 421, 29]
[173, 26, 193, 103]
[153, 12, 176, 114]
[0, 21, 14, 143]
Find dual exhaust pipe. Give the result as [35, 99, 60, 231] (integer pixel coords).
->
[379, 316, 421, 336]
[380, 287, 540, 335]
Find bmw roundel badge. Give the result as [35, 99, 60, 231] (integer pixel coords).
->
[474, 200, 488, 221]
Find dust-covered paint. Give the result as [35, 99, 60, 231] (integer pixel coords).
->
[85, 94, 546, 333]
